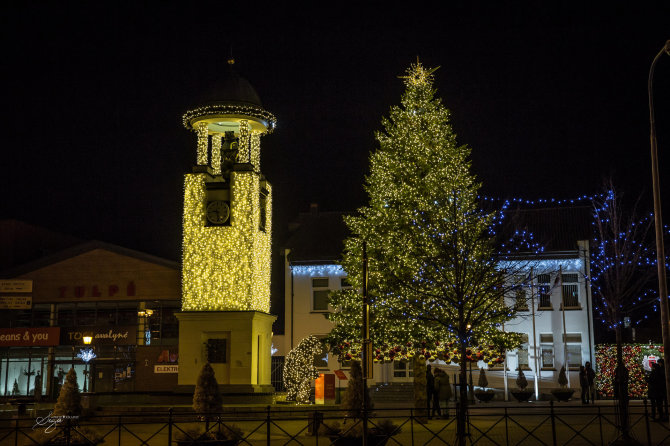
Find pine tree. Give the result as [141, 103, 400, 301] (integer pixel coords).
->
[193, 363, 222, 431]
[53, 368, 81, 417]
[477, 368, 488, 389]
[326, 62, 523, 445]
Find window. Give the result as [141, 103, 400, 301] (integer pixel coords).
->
[259, 190, 268, 232]
[562, 284, 580, 308]
[564, 333, 582, 368]
[206, 339, 227, 363]
[393, 361, 414, 378]
[517, 334, 530, 369]
[312, 278, 330, 312]
[562, 274, 578, 283]
[313, 338, 329, 369]
[540, 334, 554, 369]
[514, 288, 528, 311]
[340, 277, 352, 289]
[537, 273, 552, 309]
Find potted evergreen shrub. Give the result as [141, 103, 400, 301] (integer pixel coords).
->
[26, 368, 103, 445]
[550, 366, 575, 402]
[474, 368, 494, 402]
[319, 361, 400, 446]
[510, 369, 533, 402]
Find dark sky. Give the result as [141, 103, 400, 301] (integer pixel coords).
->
[2, 3, 669, 261]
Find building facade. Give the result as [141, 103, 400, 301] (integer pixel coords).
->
[272, 205, 596, 396]
[0, 238, 181, 398]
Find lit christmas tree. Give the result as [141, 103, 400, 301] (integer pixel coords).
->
[326, 62, 523, 443]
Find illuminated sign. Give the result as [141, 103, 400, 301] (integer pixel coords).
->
[0, 327, 60, 346]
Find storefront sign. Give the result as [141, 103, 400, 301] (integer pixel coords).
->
[60, 326, 136, 345]
[0, 327, 60, 346]
[56, 281, 136, 300]
[154, 365, 178, 373]
[0, 296, 32, 309]
[0, 280, 32, 293]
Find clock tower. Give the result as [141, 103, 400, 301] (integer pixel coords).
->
[176, 60, 277, 397]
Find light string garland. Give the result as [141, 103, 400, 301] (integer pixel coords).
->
[283, 335, 322, 403]
[183, 103, 277, 133]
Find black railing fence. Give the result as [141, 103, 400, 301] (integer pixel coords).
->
[2, 400, 670, 446]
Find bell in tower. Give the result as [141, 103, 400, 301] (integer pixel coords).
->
[176, 60, 277, 398]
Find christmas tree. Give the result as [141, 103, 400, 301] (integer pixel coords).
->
[326, 62, 523, 445]
[53, 368, 81, 417]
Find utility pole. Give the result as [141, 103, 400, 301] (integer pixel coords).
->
[362, 242, 371, 446]
[649, 39, 670, 411]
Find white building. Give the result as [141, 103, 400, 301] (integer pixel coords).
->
[272, 205, 596, 398]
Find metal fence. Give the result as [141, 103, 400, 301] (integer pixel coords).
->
[2, 401, 670, 445]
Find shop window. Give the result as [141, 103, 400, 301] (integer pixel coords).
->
[76, 303, 97, 326]
[97, 302, 118, 325]
[312, 278, 330, 312]
[57, 304, 75, 327]
[117, 306, 137, 326]
[32, 304, 51, 326]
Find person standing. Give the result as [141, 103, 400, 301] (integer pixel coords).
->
[657, 359, 668, 422]
[649, 361, 663, 421]
[435, 369, 452, 418]
[426, 364, 435, 418]
[579, 365, 589, 404]
[585, 362, 596, 403]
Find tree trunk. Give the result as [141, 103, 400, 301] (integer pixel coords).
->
[615, 323, 630, 440]
[457, 339, 469, 446]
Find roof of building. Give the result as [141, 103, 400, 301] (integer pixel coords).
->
[284, 207, 351, 264]
[503, 205, 592, 252]
[0, 219, 83, 272]
[197, 64, 263, 107]
[0, 238, 178, 278]
[283, 205, 593, 263]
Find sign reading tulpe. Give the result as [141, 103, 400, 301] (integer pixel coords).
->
[0, 327, 60, 346]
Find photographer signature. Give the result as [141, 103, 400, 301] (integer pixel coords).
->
[33, 412, 78, 433]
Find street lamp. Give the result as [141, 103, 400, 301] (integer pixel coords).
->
[649, 39, 670, 411]
[78, 335, 96, 393]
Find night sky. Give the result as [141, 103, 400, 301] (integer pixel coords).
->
[2, 3, 669, 262]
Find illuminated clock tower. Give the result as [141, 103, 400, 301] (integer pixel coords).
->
[176, 60, 277, 396]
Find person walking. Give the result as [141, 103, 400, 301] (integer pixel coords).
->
[426, 364, 435, 418]
[585, 361, 596, 403]
[579, 365, 589, 404]
[435, 368, 452, 418]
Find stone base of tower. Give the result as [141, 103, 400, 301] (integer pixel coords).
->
[176, 311, 276, 397]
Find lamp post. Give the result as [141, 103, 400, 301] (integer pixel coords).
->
[649, 39, 670, 409]
[79, 335, 95, 393]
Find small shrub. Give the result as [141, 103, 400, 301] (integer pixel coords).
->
[516, 369, 528, 390]
[478, 368, 488, 389]
[53, 368, 82, 417]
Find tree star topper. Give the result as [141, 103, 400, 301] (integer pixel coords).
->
[399, 61, 440, 86]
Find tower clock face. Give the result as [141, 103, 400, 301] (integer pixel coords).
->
[206, 201, 230, 225]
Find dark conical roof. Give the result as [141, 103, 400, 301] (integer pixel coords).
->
[198, 64, 262, 107]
